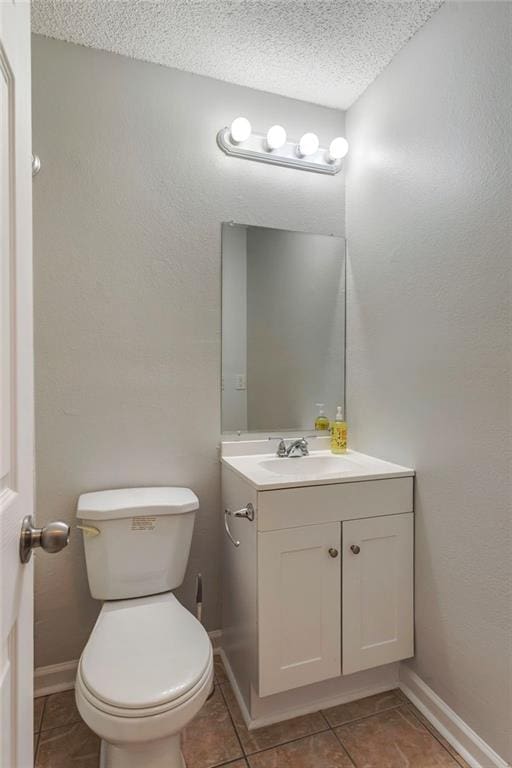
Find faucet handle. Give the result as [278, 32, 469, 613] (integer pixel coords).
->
[276, 439, 287, 457]
[298, 437, 310, 455]
[268, 436, 288, 457]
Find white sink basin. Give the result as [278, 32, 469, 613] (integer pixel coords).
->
[260, 455, 354, 476]
[221, 448, 414, 490]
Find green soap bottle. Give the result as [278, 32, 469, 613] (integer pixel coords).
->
[314, 403, 330, 431]
[331, 406, 347, 454]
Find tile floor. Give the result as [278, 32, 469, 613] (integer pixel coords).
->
[34, 655, 471, 768]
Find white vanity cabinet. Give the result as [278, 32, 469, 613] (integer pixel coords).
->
[258, 521, 342, 695]
[342, 512, 414, 675]
[221, 447, 415, 717]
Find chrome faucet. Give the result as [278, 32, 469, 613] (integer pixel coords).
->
[275, 437, 309, 458]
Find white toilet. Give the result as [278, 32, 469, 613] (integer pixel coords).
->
[75, 487, 214, 768]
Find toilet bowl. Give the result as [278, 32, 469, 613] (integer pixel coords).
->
[76, 593, 213, 768]
[75, 487, 213, 768]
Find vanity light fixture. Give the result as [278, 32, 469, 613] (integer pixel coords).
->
[328, 136, 349, 162]
[266, 124, 287, 151]
[230, 116, 252, 144]
[297, 132, 320, 157]
[217, 118, 347, 175]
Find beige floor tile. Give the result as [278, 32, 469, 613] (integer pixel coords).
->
[181, 685, 243, 768]
[323, 689, 405, 727]
[248, 731, 354, 768]
[35, 721, 100, 768]
[221, 683, 329, 755]
[214, 654, 229, 685]
[34, 696, 46, 732]
[336, 705, 459, 767]
[221, 762, 248, 767]
[41, 689, 81, 731]
[403, 701, 472, 768]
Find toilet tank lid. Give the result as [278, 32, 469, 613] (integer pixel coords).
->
[77, 487, 199, 520]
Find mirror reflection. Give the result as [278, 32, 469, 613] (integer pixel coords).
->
[222, 223, 346, 433]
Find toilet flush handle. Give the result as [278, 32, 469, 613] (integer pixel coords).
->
[76, 524, 101, 537]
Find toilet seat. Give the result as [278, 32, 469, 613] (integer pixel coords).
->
[76, 660, 213, 748]
[78, 592, 212, 715]
[77, 652, 212, 719]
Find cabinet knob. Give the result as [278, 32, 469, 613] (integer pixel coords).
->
[328, 547, 339, 558]
[350, 544, 361, 555]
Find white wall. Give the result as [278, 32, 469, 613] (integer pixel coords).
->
[346, 2, 511, 761]
[32, 35, 345, 668]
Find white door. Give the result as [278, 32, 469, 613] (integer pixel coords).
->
[258, 523, 341, 696]
[1, 3, 34, 767]
[342, 513, 414, 675]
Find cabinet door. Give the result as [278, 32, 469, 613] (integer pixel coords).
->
[258, 523, 341, 696]
[342, 513, 414, 674]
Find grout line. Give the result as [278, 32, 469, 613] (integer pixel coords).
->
[37, 695, 48, 734]
[218, 682, 332, 758]
[36, 721, 83, 737]
[318, 709, 331, 729]
[38, 691, 82, 733]
[33, 694, 47, 768]
[331, 727, 359, 767]
[34, 732, 39, 767]
[217, 683, 246, 763]
[319, 700, 359, 768]
[39, 717, 82, 733]
[401, 700, 468, 768]
[323, 700, 404, 730]
[239, 726, 334, 759]
[238, 728, 344, 762]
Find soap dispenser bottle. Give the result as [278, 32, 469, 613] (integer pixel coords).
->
[314, 403, 330, 432]
[331, 406, 347, 454]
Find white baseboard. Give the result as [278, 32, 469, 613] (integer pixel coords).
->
[34, 629, 223, 698]
[399, 666, 510, 768]
[218, 648, 254, 728]
[220, 649, 398, 731]
[249, 679, 400, 731]
[209, 629, 222, 651]
[34, 660, 78, 697]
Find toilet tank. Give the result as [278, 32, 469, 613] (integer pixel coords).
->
[77, 487, 199, 600]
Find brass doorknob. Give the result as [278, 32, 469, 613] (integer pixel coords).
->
[328, 547, 339, 558]
[350, 544, 361, 555]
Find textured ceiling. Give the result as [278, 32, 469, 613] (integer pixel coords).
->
[31, 0, 443, 110]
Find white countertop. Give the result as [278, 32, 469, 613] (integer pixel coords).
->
[221, 445, 414, 491]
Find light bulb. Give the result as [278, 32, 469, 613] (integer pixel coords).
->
[297, 132, 319, 157]
[328, 136, 349, 162]
[230, 116, 251, 144]
[266, 124, 287, 151]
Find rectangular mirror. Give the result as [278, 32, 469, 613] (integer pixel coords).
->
[222, 223, 346, 434]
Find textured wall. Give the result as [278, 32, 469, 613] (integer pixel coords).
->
[32, 35, 345, 668]
[346, 2, 511, 761]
